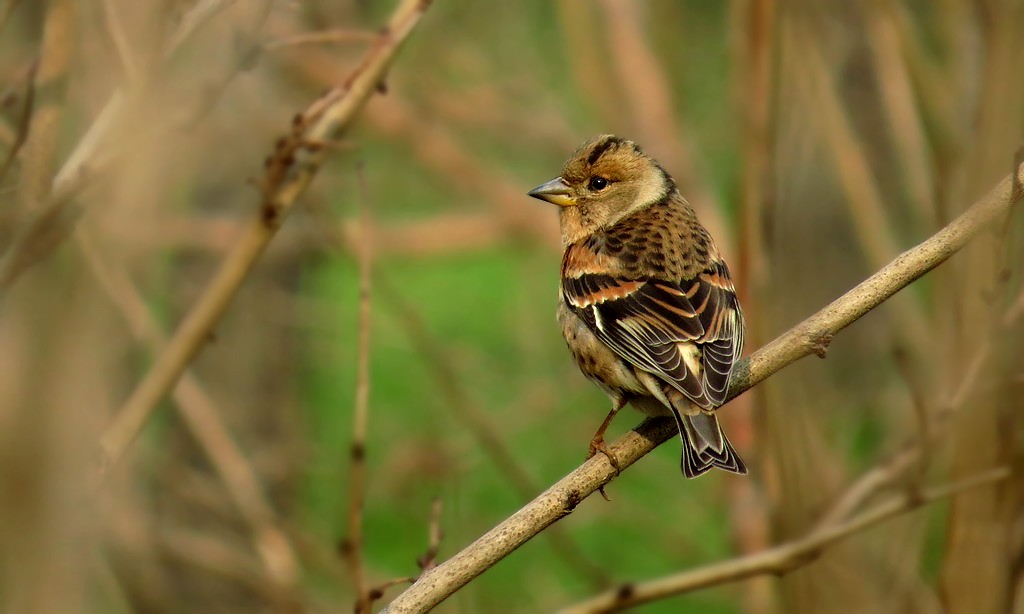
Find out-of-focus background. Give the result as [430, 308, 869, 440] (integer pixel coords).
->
[1, 1, 1022, 612]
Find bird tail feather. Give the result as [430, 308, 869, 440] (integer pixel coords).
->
[675, 411, 747, 478]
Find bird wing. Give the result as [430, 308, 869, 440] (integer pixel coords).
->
[562, 262, 743, 409]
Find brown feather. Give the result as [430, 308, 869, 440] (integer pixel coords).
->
[539, 135, 747, 477]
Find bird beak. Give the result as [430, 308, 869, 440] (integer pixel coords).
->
[527, 177, 575, 207]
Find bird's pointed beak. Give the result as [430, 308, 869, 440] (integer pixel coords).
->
[527, 177, 575, 207]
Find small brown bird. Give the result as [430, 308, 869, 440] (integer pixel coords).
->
[528, 135, 747, 478]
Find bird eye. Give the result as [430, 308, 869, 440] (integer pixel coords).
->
[589, 176, 609, 191]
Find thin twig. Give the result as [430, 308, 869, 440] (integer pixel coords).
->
[296, 184, 608, 586]
[0, 59, 37, 190]
[0, 0, 22, 34]
[164, 0, 242, 57]
[730, 1, 777, 610]
[866, 0, 935, 227]
[892, 346, 932, 484]
[0, 161, 93, 290]
[10, 0, 71, 220]
[599, 0, 726, 246]
[732, 160, 1023, 393]
[810, 285, 1024, 529]
[157, 526, 273, 598]
[341, 162, 375, 614]
[76, 229, 301, 596]
[376, 276, 611, 587]
[559, 468, 1011, 613]
[0, 0, 275, 293]
[177, 0, 274, 128]
[98, 212, 514, 258]
[364, 96, 559, 247]
[99, 0, 140, 83]
[0, 0, 72, 286]
[54, 0, 234, 192]
[264, 29, 377, 50]
[790, 16, 933, 360]
[417, 498, 443, 574]
[303, 206, 609, 588]
[380, 159, 1024, 613]
[97, 0, 433, 472]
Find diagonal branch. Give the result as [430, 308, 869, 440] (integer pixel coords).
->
[0, 0, 274, 293]
[559, 468, 1010, 613]
[77, 229, 300, 597]
[97, 0, 433, 472]
[380, 159, 1024, 613]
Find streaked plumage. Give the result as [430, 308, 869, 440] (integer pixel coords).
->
[529, 135, 747, 478]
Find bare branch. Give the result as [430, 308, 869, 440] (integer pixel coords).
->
[164, 0, 241, 57]
[77, 229, 300, 596]
[97, 0, 433, 471]
[560, 468, 1011, 613]
[9, 0, 71, 226]
[0, 0, 22, 35]
[98, 0, 140, 83]
[264, 29, 377, 50]
[0, 59, 36, 188]
[376, 276, 610, 586]
[380, 159, 1024, 613]
[341, 163, 375, 614]
[417, 498, 443, 574]
[0, 0, 274, 292]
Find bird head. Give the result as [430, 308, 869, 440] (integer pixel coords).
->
[528, 135, 675, 245]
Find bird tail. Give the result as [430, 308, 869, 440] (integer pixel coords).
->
[677, 411, 747, 478]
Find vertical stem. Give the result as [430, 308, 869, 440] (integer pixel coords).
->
[344, 162, 375, 613]
[732, 0, 777, 612]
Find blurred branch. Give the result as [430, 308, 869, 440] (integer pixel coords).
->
[866, 0, 935, 227]
[558, 0, 618, 124]
[264, 29, 377, 50]
[380, 158, 1024, 613]
[0, 0, 22, 34]
[274, 39, 561, 246]
[177, 0, 274, 128]
[731, 0, 777, 610]
[303, 191, 608, 587]
[892, 346, 933, 482]
[102, 213, 513, 257]
[377, 276, 611, 587]
[157, 527, 276, 599]
[560, 468, 1010, 613]
[816, 275, 1024, 529]
[0, 0, 272, 292]
[165, 0, 242, 55]
[0, 59, 36, 189]
[790, 18, 934, 361]
[0, 0, 75, 289]
[4, 0, 71, 243]
[0, 162, 91, 289]
[99, 0, 140, 83]
[98, 0, 432, 470]
[734, 160, 1022, 390]
[599, 0, 727, 248]
[417, 498, 443, 574]
[365, 96, 559, 247]
[341, 164, 374, 614]
[77, 230, 301, 598]
[59, 0, 261, 190]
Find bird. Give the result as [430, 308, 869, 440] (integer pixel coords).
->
[527, 134, 747, 478]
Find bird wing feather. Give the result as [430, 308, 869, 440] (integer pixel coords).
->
[562, 262, 743, 409]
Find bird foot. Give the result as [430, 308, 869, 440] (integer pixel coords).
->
[587, 437, 621, 474]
